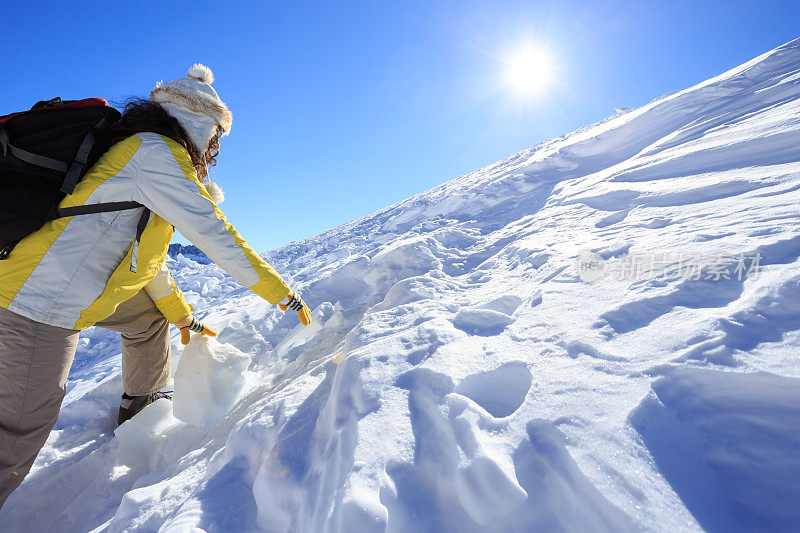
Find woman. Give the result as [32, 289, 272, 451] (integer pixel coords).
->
[0, 64, 311, 508]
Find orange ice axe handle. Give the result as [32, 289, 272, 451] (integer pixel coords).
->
[180, 317, 218, 345]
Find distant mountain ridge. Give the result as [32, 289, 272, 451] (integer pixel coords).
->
[167, 243, 211, 264]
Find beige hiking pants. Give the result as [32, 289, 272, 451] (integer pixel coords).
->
[0, 290, 172, 509]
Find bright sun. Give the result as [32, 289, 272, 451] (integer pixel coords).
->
[506, 48, 553, 96]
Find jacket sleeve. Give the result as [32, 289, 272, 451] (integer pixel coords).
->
[144, 261, 194, 323]
[133, 135, 291, 305]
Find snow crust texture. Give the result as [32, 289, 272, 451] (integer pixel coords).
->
[3, 39, 800, 532]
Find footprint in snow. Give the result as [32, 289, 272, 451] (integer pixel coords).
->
[452, 308, 515, 336]
[477, 294, 523, 316]
[595, 209, 629, 229]
[639, 217, 671, 229]
[455, 361, 532, 418]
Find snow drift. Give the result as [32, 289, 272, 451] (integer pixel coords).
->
[3, 39, 800, 532]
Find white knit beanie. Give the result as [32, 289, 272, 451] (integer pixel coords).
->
[150, 64, 232, 153]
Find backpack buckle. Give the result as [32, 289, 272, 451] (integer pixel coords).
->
[0, 244, 15, 260]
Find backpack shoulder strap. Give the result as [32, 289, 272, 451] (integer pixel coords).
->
[60, 117, 112, 194]
[56, 201, 143, 217]
[0, 123, 67, 172]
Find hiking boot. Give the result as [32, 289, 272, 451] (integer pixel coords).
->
[117, 391, 173, 426]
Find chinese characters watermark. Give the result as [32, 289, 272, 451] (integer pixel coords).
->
[575, 250, 762, 283]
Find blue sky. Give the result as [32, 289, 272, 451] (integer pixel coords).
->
[3, 1, 799, 251]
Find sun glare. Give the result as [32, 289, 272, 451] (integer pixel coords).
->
[506, 48, 553, 96]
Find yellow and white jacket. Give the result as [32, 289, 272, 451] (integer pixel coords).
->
[0, 132, 290, 330]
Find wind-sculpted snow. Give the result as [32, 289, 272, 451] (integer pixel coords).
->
[3, 39, 800, 531]
[629, 369, 800, 531]
[173, 337, 252, 426]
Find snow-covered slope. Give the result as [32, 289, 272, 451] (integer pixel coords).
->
[3, 39, 800, 532]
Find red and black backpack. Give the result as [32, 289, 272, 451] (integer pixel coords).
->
[0, 97, 145, 259]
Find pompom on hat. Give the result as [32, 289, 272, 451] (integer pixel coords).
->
[151, 63, 232, 153]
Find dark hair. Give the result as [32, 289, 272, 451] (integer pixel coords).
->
[110, 98, 220, 181]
